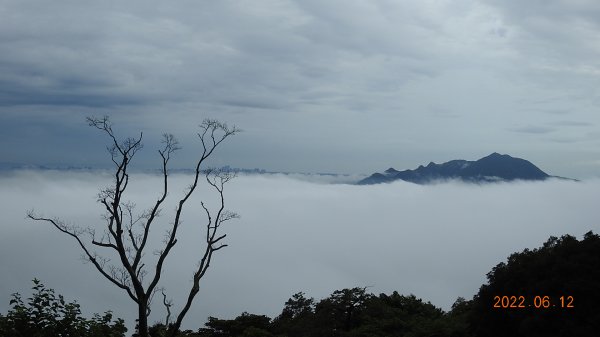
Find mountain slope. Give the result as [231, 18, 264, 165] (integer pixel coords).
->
[358, 153, 552, 185]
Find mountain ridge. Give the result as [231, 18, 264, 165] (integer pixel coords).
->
[358, 153, 567, 185]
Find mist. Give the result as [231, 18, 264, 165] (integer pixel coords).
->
[1, 170, 598, 330]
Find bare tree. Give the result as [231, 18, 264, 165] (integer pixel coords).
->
[28, 116, 240, 337]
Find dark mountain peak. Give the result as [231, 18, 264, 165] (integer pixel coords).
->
[357, 172, 392, 185]
[466, 153, 549, 181]
[358, 153, 555, 185]
[479, 152, 510, 161]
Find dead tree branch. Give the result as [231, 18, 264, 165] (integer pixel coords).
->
[29, 117, 239, 337]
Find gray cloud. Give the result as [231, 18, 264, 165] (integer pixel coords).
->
[483, 0, 600, 63]
[1, 0, 600, 177]
[539, 108, 572, 115]
[1, 171, 599, 331]
[549, 120, 593, 127]
[509, 125, 555, 134]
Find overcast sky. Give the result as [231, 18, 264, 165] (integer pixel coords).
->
[1, 171, 599, 330]
[2, 0, 600, 178]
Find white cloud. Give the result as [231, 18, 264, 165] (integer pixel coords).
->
[1, 171, 599, 330]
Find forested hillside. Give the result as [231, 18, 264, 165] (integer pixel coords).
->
[2, 232, 598, 337]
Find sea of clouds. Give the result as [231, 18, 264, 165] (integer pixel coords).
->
[1, 170, 598, 330]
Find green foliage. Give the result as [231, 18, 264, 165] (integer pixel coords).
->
[194, 312, 273, 337]
[199, 288, 458, 337]
[279, 292, 315, 321]
[144, 323, 205, 337]
[310, 287, 372, 336]
[354, 292, 448, 337]
[469, 231, 600, 337]
[270, 292, 315, 336]
[0, 279, 126, 337]
[441, 297, 473, 337]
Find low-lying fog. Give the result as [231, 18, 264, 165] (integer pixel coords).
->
[1, 170, 598, 330]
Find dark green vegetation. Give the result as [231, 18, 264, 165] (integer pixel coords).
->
[0, 279, 126, 337]
[3, 232, 599, 336]
[469, 231, 600, 337]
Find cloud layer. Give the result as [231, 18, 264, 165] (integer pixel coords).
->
[1, 171, 598, 330]
[1, 1, 599, 177]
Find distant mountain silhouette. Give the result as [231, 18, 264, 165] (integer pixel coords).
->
[358, 153, 560, 185]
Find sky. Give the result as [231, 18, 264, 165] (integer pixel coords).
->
[1, 0, 600, 178]
[1, 171, 599, 331]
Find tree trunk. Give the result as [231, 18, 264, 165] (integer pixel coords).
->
[167, 322, 181, 337]
[138, 301, 149, 337]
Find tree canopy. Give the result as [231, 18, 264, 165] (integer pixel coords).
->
[0, 279, 126, 337]
[468, 231, 600, 337]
